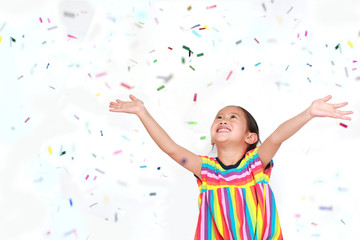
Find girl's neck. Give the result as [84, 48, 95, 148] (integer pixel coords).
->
[217, 145, 248, 166]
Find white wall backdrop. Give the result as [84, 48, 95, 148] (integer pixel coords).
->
[1, 0, 360, 239]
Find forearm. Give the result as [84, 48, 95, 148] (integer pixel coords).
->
[136, 107, 178, 155]
[269, 107, 314, 144]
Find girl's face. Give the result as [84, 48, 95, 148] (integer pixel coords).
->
[210, 106, 249, 146]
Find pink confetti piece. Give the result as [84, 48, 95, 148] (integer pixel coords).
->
[339, 122, 348, 128]
[39, 17, 43, 23]
[105, 82, 111, 89]
[113, 150, 122, 155]
[206, 5, 217, 9]
[121, 83, 131, 89]
[352, 68, 357, 71]
[95, 72, 107, 78]
[67, 34, 77, 39]
[311, 222, 318, 226]
[25, 117, 30, 123]
[74, 114, 79, 120]
[73, 229, 78, 238]
[353, 60, 357, 63]
[305, 30, 308, 37]
[95, 168, 105, 174]
[93, 176, 97, 180]
[85, 174, 89, 180]
[48, 18, 50, 23]
[254, 38, 259, 44]
[297, 33, 300, 38]
[193, 93, 197, 102]
[226, 70, 233, 80]
[47, 26, 58, 31]
[17, 75, 23, 80]
[88, 73, 92, 78]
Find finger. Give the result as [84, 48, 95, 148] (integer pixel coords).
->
[321, 95, 332, 102]
[116, 99, 121, 103]
[333, 102, 348, 108]
[129, 94, 137, 101]
[335, 110, 353, 115]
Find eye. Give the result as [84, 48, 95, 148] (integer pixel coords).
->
[231, 115, 237, 118]
[216, 115, 222, 119]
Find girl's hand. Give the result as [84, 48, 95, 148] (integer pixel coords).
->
[309, 95, 353, 120]
[109, 94, 144, 115]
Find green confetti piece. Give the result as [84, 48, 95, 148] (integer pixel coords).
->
[189, 65, 195, 71]
[197, 53, 204, 57]
[187, 121, 197, 125]
[335, 43, 340, 50]
[183, 45, 190, 51]
[139, 21, 144, 25]
[154, 59, 157, 63]
[200, 136, 206, 140]
[157, 85, 165, 91]
[182, 57, 185, 64]
[60, 151, 66, 156]
[10, 37, 16, 42]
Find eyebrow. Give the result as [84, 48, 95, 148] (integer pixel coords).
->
[216, 112, 241, 117]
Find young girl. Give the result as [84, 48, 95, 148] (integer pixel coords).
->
[109, 94, 352, 239]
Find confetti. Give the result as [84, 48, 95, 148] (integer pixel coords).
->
[206, 5, 217, 9]
[93, 176, 97, 180]
[191, 24, 200, 29]
[319, 206, 332, 211]
[348, 41, 354, 48]
[157, 167, 161, 170]
[74, 114, 79, 120]
[192, 30, 201, 38]
[25, 117, 30, 123]
[305, 30, 308, 37]
[306, 63, 312, 67]
[95, 72, 107, 78]
[181, 57, 185, 64]
[345, 67, 348, 78]
[10, 37, 16, 42]
[338, 122, 348, 128]
[335, 43, 340, 50]
[85, 174, 89, 180]
[200, 136, 206, 140]
[46, 63, 50, 69]
[149, 192, 156, 196]
[255, 62, 261, 67]
[67, 34, 77, 39]
[89, 202, 98, 208]
[187, 6, 192, 11]
[287, 6, 293, 14]
[307, 77, 311, 83]
[226, 70, 233, 80]
[69, 198, 73, 207]
[189, 65, 195, 71]
[154, 59, 157, 63]
[168, 47, 173, 50]
[17, 75, 23, 80]
[120, 83, 132, 89]
[254, 38, 259, 44]
[64, 11, 75, 18]
[197, 53, 204, 57]
[47, 26, 58, 31]
[199, 27, 206, 30]
[95, 168, 105, 174]
[60, 151, 66, 156]
[187, 121, 197, 125]
[285, 65, 289, 71]
[113, 150, 122, 155]
[262, 3, 266, 12]
[241, 67, 245, 70]
[0, 36, 2, 43]
[157, 85, 165, 91]
[48, 146, 53, 155]
[236, 40, 242, 45]
[341, 219, 345, 225]
[105, 82, 111, 89]
[39, 17, 43, 23]
[193, 93, 197, 102]
[140, 165, 147, 168]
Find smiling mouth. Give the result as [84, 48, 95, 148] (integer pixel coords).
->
[217, 128, 230, 133]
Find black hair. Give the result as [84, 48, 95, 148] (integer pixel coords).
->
[211, 105, 261, 154]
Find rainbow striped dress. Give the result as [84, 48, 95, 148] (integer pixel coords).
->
[194, 147, 283, 239]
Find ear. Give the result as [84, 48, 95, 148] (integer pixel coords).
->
[245, 132, 258, 145]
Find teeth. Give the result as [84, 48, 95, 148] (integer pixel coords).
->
[218, 129, 230, 132]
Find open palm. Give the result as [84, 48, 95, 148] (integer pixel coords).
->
[109, 94, 144, 114]
[309, 95, 353, 120]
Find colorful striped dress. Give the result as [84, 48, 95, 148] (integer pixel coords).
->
[194, 147, 283, 239]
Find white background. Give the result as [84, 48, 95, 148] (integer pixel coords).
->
[0, 0, 360, 239]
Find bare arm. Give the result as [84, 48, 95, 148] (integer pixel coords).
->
[258, 95, 353, 169]
[109, 94, 202, 178]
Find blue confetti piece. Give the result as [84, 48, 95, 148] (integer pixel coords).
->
[69, 198, 73, 207]
[192, 30, 201, 38]
[255, 62, 261, 66]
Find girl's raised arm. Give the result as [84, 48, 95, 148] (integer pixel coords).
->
[258, 95, 353, 169]
[109, 94, 202, 179]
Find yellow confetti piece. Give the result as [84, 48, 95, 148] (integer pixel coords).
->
[48, 146, 53, 155]
[348, 41, 354, 48]
[103, 195, 110, 204]
[96, 93, 100, 96]
[204, 25, 210, 30]
[0, 36, 2, 43]
[277, 16, 283, 24]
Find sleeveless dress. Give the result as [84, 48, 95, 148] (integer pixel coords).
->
[194, 147, 283, 239]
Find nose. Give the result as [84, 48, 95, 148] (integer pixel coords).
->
[220, 119, 228, 124]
